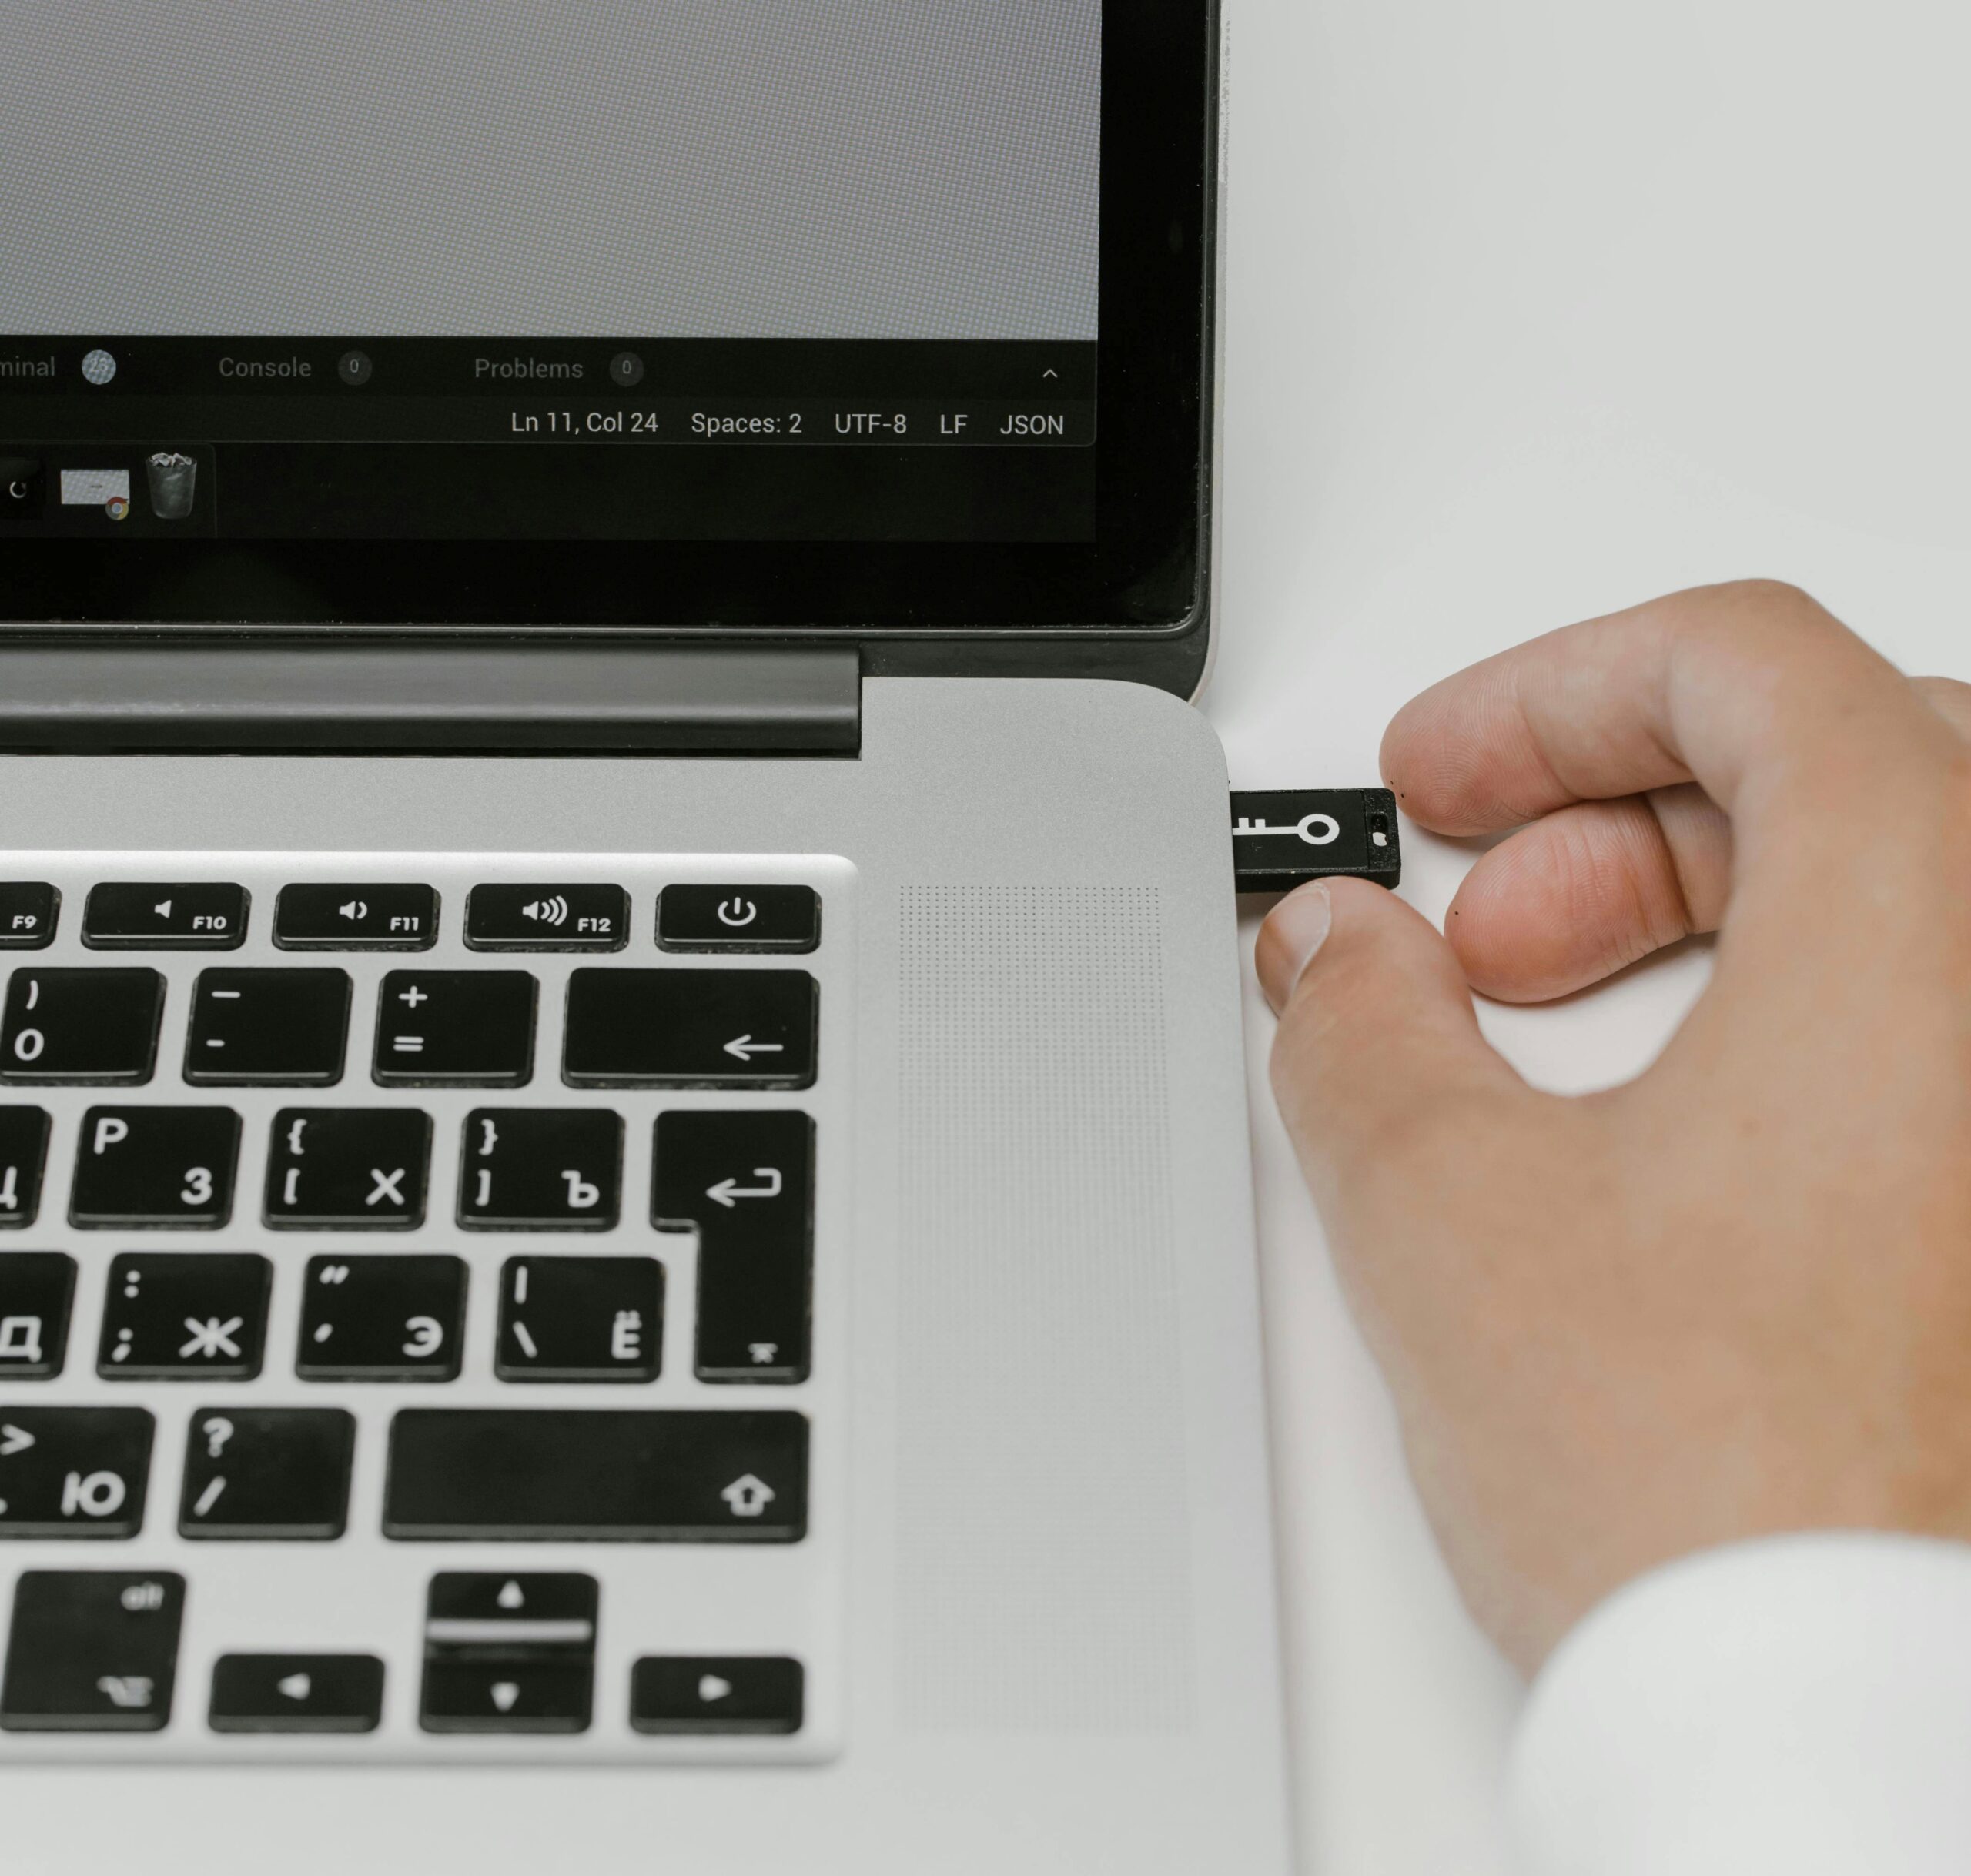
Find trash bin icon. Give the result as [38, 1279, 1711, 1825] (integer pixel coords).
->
[146, 452, 197, 520]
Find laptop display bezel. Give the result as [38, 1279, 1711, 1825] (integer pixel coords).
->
[0, 0, 1221, 691]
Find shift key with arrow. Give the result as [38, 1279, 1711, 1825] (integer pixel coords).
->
[654, 1111, 814, 1382]
[562, 969, 816, 1090]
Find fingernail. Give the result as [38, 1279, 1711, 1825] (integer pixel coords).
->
[1258, 881, 1333, 1014]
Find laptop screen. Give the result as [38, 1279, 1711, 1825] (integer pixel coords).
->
[0, 0, 1213, 637]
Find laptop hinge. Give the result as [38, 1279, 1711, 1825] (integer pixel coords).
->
[0, 644, 861, 755]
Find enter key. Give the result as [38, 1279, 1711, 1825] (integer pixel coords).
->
[653, 1110, 814, 1383]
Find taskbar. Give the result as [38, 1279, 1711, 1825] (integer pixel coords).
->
[2, 335, 1091, 400]
[5, 396, 1093, 449]
[0, 337, 1099, 538]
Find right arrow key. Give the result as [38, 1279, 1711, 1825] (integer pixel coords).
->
[631, 1655, 805, 1734]
[563, 970, 816, 1090]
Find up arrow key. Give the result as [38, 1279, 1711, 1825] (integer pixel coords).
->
[0, 1424, 34, 1457]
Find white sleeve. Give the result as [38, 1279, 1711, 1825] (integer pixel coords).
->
[1508, 1533, 1971, 1875]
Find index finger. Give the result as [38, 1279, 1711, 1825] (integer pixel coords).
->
[1381, 582, 1952, 848]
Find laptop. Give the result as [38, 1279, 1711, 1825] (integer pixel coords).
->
[0, 1, 1293, 1868]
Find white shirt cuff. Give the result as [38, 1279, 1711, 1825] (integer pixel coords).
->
[1508, 1532, 1971, 1875]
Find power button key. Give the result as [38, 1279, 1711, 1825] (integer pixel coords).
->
[657, 885, 819, 953]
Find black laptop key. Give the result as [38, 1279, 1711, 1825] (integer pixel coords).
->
[0, 968, 164, 1084]
[459, 1108, 623, 1229]
[210, 1653, 384, 1732]
[180, 1407, 355, 1538]
[0, 883, 58, 951]
[98, 1252, 270, 1380]
[298, 1254, 467, 1381]
[0, 1252, 75, 1378]
[70, 1105, 240, 1228]
[266, 1107, 431, 1228]
[420, 1659, 593, 1732]
[631, 1656, 805, 1734]
[0, 1408, 153, 1537]
[427, 1570, 598, 1628]
[275, 883, 438, 951]
[186, 968, 351, 1085]
[562, 969, 817, 1088]
[657, 885, 820, 953]
[83, 882, 247, 950]
[0, 1570, 184, 1730]
[654, 1110, 813, 1383]
[419, 1570, 597, 1734]
[497, 1256, 663, 1382]
[466, 884, 628, 951]
[374, 970, 536, 1086]
[383, 1409, 808, 1540]
[0, 1105, 50, 1226]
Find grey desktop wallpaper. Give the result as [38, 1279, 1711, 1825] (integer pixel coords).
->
[0, 0, 1100, 339]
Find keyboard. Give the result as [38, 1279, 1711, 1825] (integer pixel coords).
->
[0, 854, 848, 1762]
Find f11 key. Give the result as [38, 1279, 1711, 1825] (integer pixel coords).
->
[276, 884, 438, 951]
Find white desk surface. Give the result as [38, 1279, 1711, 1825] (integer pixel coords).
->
[1203, 0, 1971, 1866]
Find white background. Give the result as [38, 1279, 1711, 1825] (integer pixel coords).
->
[1203, 0, 1971, 1868]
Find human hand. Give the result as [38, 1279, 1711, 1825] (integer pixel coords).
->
[1257, 581, 1971, 1673]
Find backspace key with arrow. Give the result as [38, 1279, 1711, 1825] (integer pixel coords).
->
[562, 969, 817, 1090]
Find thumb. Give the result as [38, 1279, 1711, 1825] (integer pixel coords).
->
[1259, 880, 1535, 1210]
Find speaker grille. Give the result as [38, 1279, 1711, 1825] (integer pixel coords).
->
[896, 887, 1194, 1732]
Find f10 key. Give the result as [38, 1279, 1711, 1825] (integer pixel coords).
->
[83, 884, 247, 950]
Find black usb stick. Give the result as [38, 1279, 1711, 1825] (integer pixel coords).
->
[1229, 788, 1401, 893]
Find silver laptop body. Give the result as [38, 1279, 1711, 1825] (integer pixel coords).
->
[0, 1, 1292, 1867]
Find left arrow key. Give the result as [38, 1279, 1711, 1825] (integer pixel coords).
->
[0, 1408, 153, 1537]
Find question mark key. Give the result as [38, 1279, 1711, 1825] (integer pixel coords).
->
[177, 1409, 355, 1540]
